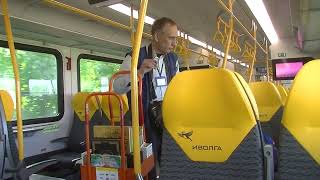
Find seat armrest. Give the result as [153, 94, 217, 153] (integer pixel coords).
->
[264, 144, 274, 180]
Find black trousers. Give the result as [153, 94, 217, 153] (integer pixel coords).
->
[147, 101, 163, 179]
[124, 108, 163, 179]
[147, 125, 163, 179]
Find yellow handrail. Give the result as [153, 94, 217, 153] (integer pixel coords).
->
[1, 0, 24, 160]
[215, 0, 267, 54]
[174, 36, 191, 70]
[248, 22, 257, 82]
[190, 49, 209, 58]
[42, 0, 152, 39]
[231, 31, 241, 53]
[208, 53, 218, 67]
[213, 16, 241, 53]
[222, 0, 234, 69]
[197, 54, 206, 64]
[241, 41, 254, 62]
[42, 0, 210, 60]
[130, 0, 149, 175]
[213, 17, 225, 44]
[265, 40, 270, 81]
[174, 37, 186, 54]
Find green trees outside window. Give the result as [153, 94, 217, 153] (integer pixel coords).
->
[0, 47, 59, 121]
[79, 58, 121, 92]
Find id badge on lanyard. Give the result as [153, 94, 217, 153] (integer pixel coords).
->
[155, 76, 167, 87]
[155, 57, 167, 87]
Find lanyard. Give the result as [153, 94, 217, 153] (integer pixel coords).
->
[156, 58, 165, 76]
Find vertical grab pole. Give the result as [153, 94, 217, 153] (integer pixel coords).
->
[222, 0, 234, 69]
[248, 21, 257, 83]
[131, 0, 149, 176]
[265, 39, 270, 81]
[1, 0, 24, 160]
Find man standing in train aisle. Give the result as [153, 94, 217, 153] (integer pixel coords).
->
[113, 17, 179, 179]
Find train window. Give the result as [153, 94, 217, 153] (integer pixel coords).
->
[78, 54, 122, 92]
[0, 41, 64, 125]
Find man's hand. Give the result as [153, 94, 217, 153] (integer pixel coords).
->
[138, 59, 157, 76]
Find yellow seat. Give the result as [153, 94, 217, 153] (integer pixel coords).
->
[161, 68, 264, 179]
[0, 90, 17, 165]
[249, 82, 283, 122]
[276, 85, 288, 105]
[0, 90, 14, 121]
[101, 94, 129, 123]
[72, 92, 99, 121]
[0, 90, 58, 178]
[279, 60, 320, 179]
[49, 92, 111, 166]
[284, 87, 290, 95]
[68, 92, 102, 154]
[249, 82, 284, 146]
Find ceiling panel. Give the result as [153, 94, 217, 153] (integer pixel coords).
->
[47, 0, 270, 60]
[0, 16, 130, 56]
[4, 0, 295, 61]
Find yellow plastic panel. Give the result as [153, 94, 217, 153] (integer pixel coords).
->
[72, 92, 98, 121]
[276, 85, 288, 105]
[0, 90, 14, 121]
[282, 60, 320, 164]
[163, 68, 257, 162]
[234, 72, 259, 118]
[101, 95, 129, 122]
[284, 87, 290, 95]
[249, 82, 282, 122]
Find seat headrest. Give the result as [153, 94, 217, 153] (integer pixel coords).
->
[101, 94, 129, 123]
[282, 60, 320, 164]
[276, 85, 288, 105]
[249, 82, 282, 122]
[72, 92, 99, 121]
[163, 68, 257, 162]
[0, 90, 14, 122]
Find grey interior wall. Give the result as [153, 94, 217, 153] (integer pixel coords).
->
[270, 38, 313, 60]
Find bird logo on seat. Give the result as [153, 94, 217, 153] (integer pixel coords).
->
[178, 131, 193, 141]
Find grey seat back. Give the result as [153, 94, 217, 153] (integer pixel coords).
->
[67, 111, 106, 153]
[0, 91, 20, 179]
[67, 92, 107, 153]
[278, 60, 320, 179]
[249, 82, 284, 147]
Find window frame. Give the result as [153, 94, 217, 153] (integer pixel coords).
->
[77, 54, 123, 92]
[0, 40, 64, 126]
